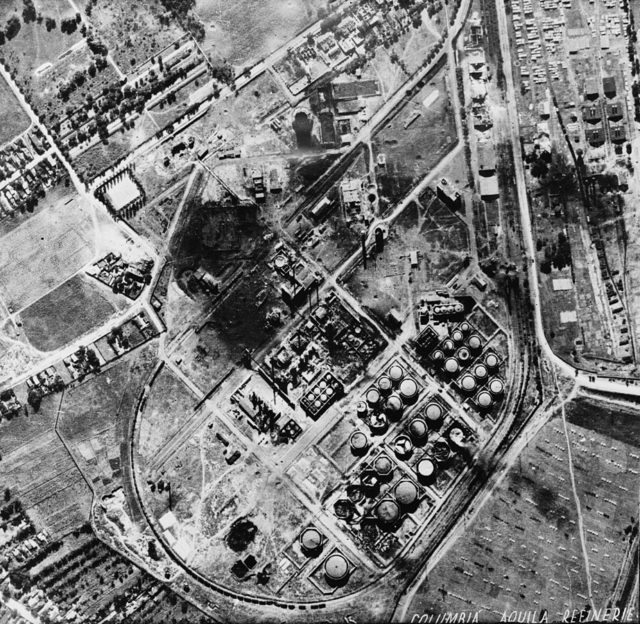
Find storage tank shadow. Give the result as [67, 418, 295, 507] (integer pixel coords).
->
[375, 227, 385, 253]
[293, 111, 314, 149]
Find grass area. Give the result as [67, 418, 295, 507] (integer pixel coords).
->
[71, 114, 158, 182]
[0, 72, 29, 145]
[58, 343, 158, 491]
[1, 0, 84, 106]
[372, 70, 457, 208]
[0, 392, 92, 538]
[137, 366, 198, 462]
[196, 0, 326, 67]
[88, 0, 184, 71]
[21, 274, 118, 352]
[0, 189, 94, 311]
[128, 173, 190, 245]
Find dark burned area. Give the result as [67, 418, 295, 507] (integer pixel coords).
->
[170, 193, 268, 276]
[169, 191, 289, 360]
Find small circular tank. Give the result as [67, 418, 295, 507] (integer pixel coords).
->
[408, 417, 428, 441]
[324, 553, 349, 583]
[385, 394, 404, 420]
[378, 376, 393, 396]
[388, 364, 405, 385]
[394, 480, 419, 507]
[425, 402, 443, 424]
[366, 387, 381, 407]
[443, 339, 455, 353]
[360, 469, 379, 494]
[485, 353, 499, 369]
[432, 439, 451, 463]
[444, 358, 459, 375]
[431, 349, 445, 364]
[460, 374, 477, 393]
[448, 427, 466, 448]
[474, 364, 488, 381]
[350, 431, 369, 454]
[460, 322, 470, 334]
[300, 527, 323, 554]
[477, 390, 493, 409]
[369, 412, 388, 434]
[489, 378, 504, 396]
[375, 499, 400, 527]
[452, 329, 464, 344]
[374, 454, 394, 479]
[399, 377, 419, 404]
[457, 347, 471, 363]
[468, 335, 482, 351]
[416, 457, 437, 482]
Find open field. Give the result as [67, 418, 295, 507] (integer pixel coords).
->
[196, 0, 326, 67]
[71, 114, 159, 182]
[20, 273, 120, 352]
[0, 0, 85, 108]
[128, 171, 191, 245]
[346, 194, 470, 327]
[87, 0, 185, 71]
[406, 400, 640, 619]
[137, 366, 198, 463]
[372, 70, 457, 208]
[0, 72, 30, 145]
[0, 190, 94, 312]
[0, 392, 92, 538]
[58, 343, 158, 492]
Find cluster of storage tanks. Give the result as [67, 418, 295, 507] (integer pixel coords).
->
[430, 323, 505, 410]
[355, 362, 420, 435]
[298, 527, 352, 585]
[350, 409, 468, 492]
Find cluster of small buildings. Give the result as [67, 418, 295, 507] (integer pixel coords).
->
[86, 252, 153, 300]
[243, 165, 283, 201]
[0, 389, 21, 420]
[278, 0, 429, 95]
[0, 127, 60, 217]
[580, 75, 628, 147]
[7, 529, 51, 564]
[25, 367, 65, 396]
[0, 128, 49, 182]
[271, 243, 321, 308]
[463, 47, 500, 201]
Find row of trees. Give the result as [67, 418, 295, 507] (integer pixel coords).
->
[0, 5, 81, 46]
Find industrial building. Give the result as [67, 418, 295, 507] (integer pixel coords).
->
[479, 174, 499, 200]
[477, 142, 496, 175]
[437, 178, 462, 210]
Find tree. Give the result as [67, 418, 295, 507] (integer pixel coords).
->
[86, 348, 100, 369]
[5, 16, 22, 41]
[3, 488, 10, 502]
[22, 0, 37, 23]
[27, 387, 43, 412]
